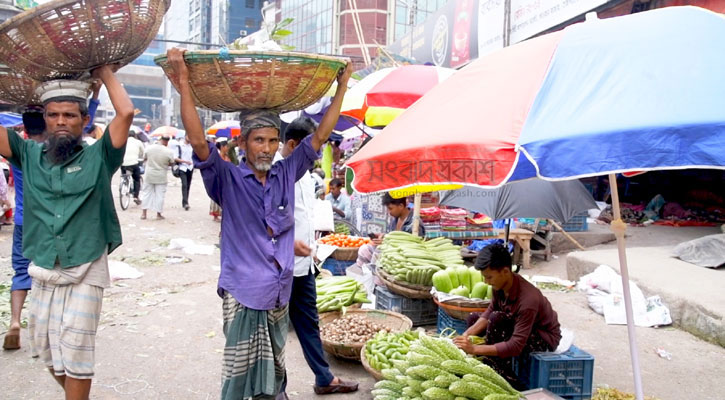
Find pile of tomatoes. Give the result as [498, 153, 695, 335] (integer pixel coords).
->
[318, 233, 372, 248]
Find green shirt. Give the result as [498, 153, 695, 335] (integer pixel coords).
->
[8, 127, 125, 269]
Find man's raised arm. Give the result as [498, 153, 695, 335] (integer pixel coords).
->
[311, 62, 352, 152]
[95, 65, 134, 149]
[167, 48, 209, 161]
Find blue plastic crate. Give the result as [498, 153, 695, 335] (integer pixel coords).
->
[321, 258, 355, 276]
[436, 307, 468, 335]
[374, 286, 438, 326]
[514, 345, 594, 400]
[553, 212, 589, 232]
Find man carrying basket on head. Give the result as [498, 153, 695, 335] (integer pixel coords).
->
[0, 65, 134, 400]
[166, 48, 352, 399]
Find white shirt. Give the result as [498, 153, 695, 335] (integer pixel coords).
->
[178, 142, 194, 171]
[122, 136, 145, 166]
[274, 152, 316, 276]
[326, 191, 352, 220]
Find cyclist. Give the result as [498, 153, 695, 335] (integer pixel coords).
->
[121, 130, 145, 204]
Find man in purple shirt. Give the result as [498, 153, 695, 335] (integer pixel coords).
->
[166, 48, 351, 400]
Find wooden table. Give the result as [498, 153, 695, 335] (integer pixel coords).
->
[425, 229, 535, 269]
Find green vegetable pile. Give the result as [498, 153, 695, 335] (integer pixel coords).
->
[378, 231, 465, 286]
[334, 222, 351, 235]
[432, 267, 493, 300]
[372, 334, 521, 400]
[365, 330, 420, 371]
[316, 276, 370, 313]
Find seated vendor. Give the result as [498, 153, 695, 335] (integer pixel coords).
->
[453, 243, 561, 390]
[355, 192, 425, 266]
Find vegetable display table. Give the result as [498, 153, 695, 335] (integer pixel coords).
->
[425, 229, 535, 269]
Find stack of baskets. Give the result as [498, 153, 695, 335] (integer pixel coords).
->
[154, 50, 348, 112]
[0, 0, 170, 104]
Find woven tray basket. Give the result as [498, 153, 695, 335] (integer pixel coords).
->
[154, 50, 348, 112]
[331, 246, 359, 261]
[377, 268, 432, 299]
[0, 0, 170, 81]
[433, 295, 489, 321]
[319, 309, 412, 361]
[0, 63, 41, 105]
[359, 346, 384, 381]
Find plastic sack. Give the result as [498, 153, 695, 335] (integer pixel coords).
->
[554, 328, 574, 354]
[577, 265, 672, 327]
[313, 199, 334, 232]
[168, 238, 214, 255]
[673, 234, 725, 268]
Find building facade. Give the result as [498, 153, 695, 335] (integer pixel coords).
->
[116, 35, 166, 128]
[273, 1, 440, 68]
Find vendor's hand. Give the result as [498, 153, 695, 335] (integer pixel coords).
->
[91, 64, 117, 81]
[90, 79, 102, 98]
[453, 336, 474, 354]
[294, 240, 312, 257]
[337, 61, 353, 87]
[167, 48, 190, 86]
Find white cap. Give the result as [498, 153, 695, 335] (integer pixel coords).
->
[36, 80, 91, 103]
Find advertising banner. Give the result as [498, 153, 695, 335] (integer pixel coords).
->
[477, 0, 610, 58]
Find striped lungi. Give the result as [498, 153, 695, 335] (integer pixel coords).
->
[221, 292, 288, 400]
[28, 280, 103, 379]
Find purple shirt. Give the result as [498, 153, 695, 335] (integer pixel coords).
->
[194, 136, 318, 310]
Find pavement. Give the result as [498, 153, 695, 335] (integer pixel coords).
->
[1, 171, 724, 399]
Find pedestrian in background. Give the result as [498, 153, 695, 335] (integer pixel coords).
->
[178, 134, 194, 210]
[141, 135, 188, 220]
[121, 130, 145, 205]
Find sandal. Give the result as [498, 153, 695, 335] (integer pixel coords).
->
[313, 378, 359, 395]
[3, 331, 20, 350]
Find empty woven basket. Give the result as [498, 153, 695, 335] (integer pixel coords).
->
[154, 50, 348, 112]
[0, 0, 170, 81]
[0, 63, 41, 105]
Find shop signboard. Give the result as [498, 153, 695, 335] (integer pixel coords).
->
[388, 0, 480, 68]
[477, 0, 611, 57]
[389, 0, 612, 66]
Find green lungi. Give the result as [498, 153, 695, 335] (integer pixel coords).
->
[221, 292, 289, 400]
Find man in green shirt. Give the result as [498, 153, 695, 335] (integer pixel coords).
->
[0, 65, 134, 400]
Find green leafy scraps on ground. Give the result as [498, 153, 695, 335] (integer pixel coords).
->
[157, 239, 170, 248]
[116, 254, 166, 267]
[536, 281, 574, 292]
[593, 387, 660, 400]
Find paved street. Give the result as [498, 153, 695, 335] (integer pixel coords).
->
[1, 170, 724, 399]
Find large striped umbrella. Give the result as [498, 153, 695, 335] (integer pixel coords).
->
[341, 65, 455, 127]
[207, 120, 240, 138]
[347, 7, 725, 399]
[150, 126, 178, 138]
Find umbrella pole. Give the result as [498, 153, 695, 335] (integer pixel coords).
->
[609, 173, 645, 400]
[504, 219, 511, 242]
[412, 193, 422, 238]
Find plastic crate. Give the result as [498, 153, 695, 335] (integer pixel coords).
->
[436, 307, 468, 335]
[374, 286, 438, 326]
[553, 212, 588, 232]
[513, 345, 594, 400]
[321, 258, 355, 276]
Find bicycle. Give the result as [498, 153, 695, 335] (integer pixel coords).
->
[119, 167, 143, 210]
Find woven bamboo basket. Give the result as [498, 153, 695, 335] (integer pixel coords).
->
[331, 246, 359, 261]
[0, 0, 170, 81]
[0, 63, 41, 105]
[154, 50, 348, 112]
[359, 346, 385, 381]
[320, 309, 412, 361]
[433, 294, 489, 320]
[377, 268, 432, 299]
